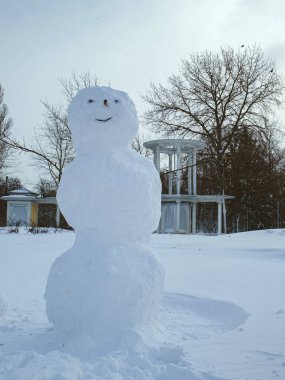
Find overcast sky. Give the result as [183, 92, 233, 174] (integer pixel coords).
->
[1, 0, 285, 188]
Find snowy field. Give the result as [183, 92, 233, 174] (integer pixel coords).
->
[0, 229, 285, 380]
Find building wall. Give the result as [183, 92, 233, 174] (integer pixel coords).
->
[0, 200, 7, 226]
[30, 203, 39, 225]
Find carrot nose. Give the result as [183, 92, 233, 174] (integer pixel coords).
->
[104, 99, 108, 106]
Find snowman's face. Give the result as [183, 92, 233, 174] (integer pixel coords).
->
[67, 86, 139, 151]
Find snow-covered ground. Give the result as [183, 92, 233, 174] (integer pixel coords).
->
[0, 229, 284, 379]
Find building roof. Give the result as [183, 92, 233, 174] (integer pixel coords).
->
[162, 194, 235, 203]
[8, 187, 38, 196]
[0, 187, 58, 204]
[0, 187, 39, 202]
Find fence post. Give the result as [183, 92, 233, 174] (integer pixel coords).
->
[217, 202, 222, 234]
[276, 200, 280, 229]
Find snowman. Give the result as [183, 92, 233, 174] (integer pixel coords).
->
[45, 86, 164, 353]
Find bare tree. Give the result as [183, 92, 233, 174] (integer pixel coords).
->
[2, 72, 99, 188]
[31, 102, 73, 187]
[0, 176, 22, 195]
[60, 71, 99, 103]
[36, 178, 56, 197]
[143, 46, 284, 192]
[131, 133, 152, 157]
[0, 84, 13, 174]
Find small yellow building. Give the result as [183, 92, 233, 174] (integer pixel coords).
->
[0, 187, 60, 227]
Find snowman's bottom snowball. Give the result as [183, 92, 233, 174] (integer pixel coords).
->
[45, 239, 164, 354]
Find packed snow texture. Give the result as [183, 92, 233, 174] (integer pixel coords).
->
[1, 230, 285, 379]
[0, 292, 8, 318]
[45, 87, 164, 353]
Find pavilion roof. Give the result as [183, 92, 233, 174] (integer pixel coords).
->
[144, 139, 205, 154]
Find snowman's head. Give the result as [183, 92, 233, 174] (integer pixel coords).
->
[68, 86, 139, 152]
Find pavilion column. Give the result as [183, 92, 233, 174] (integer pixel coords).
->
[187, 153, 192, 195]
[153, 146, 161, 234]
[176, 200, 181, 233]
[6, 201, 10, 225]
[168, 154, 173, 195]
[56, 204, 60, 228]
[192, 203, 197, 234]
[192, 148, 197, 195]
[153, 146, 160, 173]
[217, 202, 222, 234]
[176, 146, 181, 195]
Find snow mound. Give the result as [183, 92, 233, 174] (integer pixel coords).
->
[0, 292, 248, 379]
[161, 293, 249, 342]
[0, 348, 226, 380]
[0, 292, 8, 317]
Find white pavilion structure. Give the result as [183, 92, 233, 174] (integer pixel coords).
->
[143, 139, 234, 234]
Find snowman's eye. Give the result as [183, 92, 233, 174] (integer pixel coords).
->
[88, 99, 95, 103]
[114, 99, 119, 103]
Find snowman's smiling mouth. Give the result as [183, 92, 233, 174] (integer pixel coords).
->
[96, 117, 112, 122]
